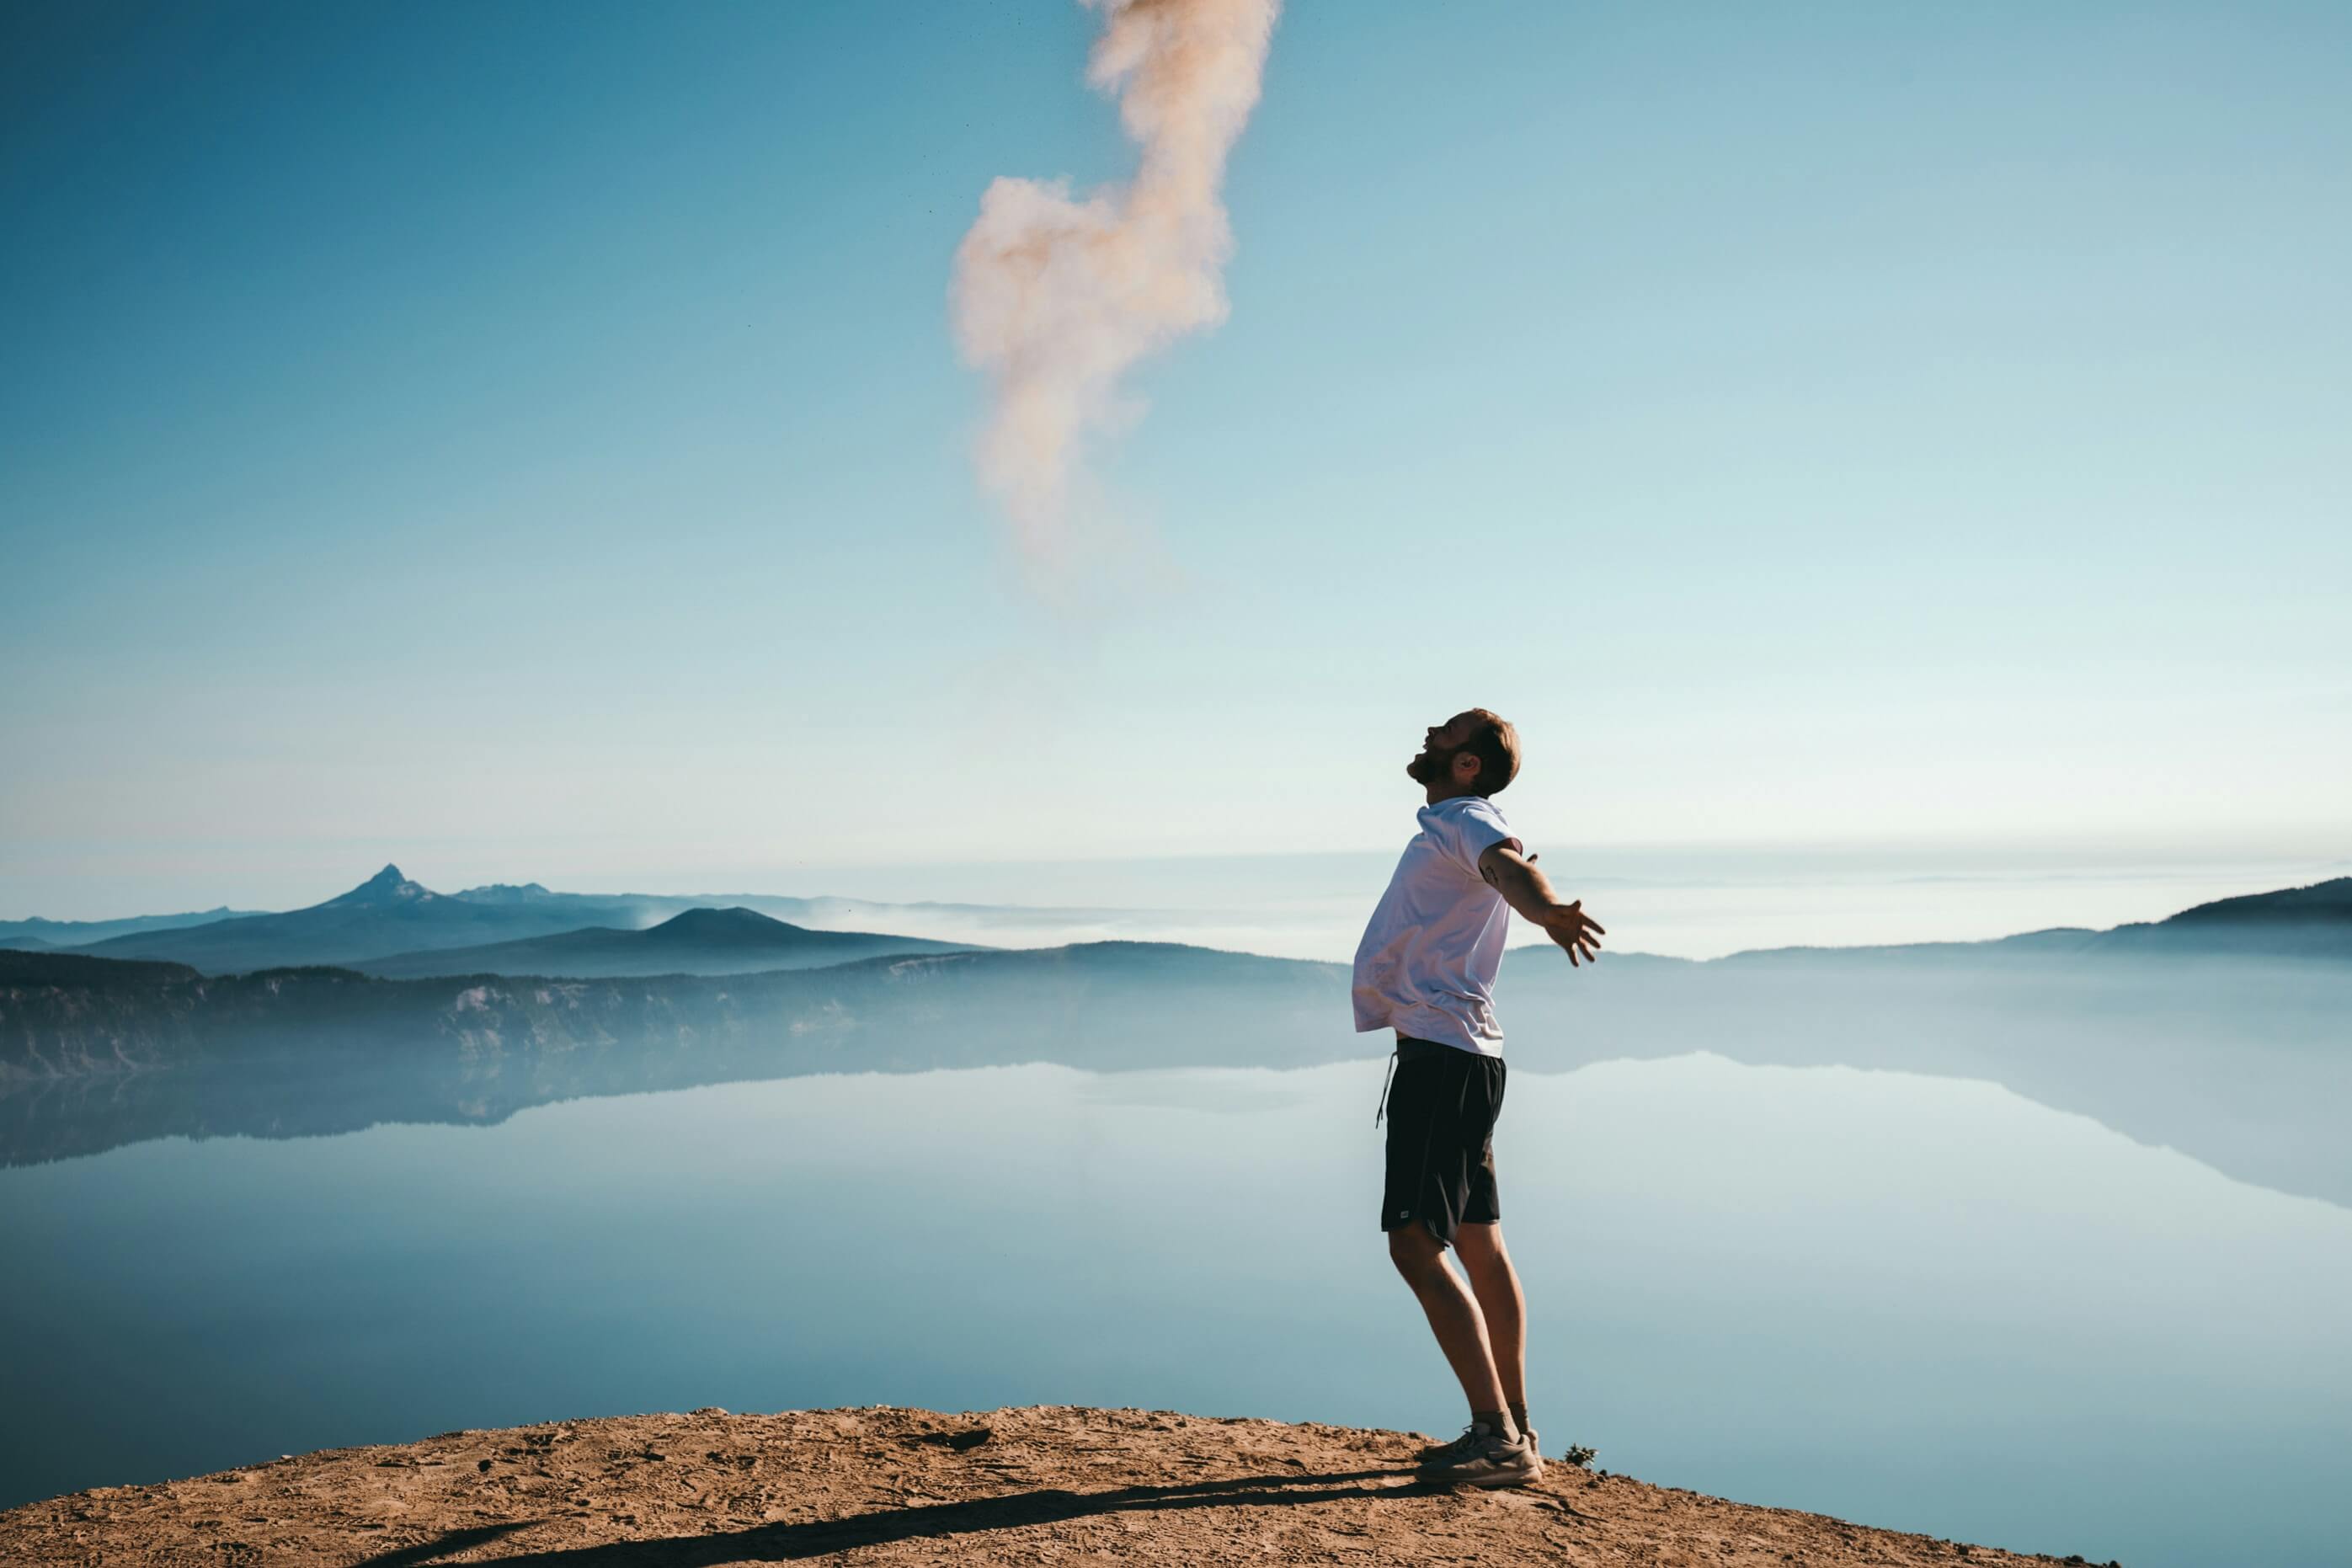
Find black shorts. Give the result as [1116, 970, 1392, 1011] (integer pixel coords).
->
[1378, 1036, 1506, 1245]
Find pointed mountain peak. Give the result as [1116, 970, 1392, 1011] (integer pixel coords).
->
[323, 864, 439, 909]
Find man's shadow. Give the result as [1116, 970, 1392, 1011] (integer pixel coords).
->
[354, 1464, 1438, 1566]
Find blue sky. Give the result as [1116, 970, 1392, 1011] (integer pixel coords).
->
[3, 1, 2347, 916]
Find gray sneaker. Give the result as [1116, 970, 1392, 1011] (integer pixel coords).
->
[1414, 1423, 1486, 1467]
[1415, 1421, 1540, 1464]
[1416, 1422, 1544, 1489]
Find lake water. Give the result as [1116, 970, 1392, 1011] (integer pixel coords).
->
[5, 1054, 2348, 1566]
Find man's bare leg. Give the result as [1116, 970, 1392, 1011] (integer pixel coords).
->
[1452, 1223, 1527, 1421]
[1386, 1223, 1512, 1427]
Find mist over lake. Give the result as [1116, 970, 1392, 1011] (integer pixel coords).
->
[688, 843, 2352, 962]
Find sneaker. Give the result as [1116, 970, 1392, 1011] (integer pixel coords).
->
[1414, 1421, 1540, 1466]
[1414, 1423, 1487, 1467]
[1416, 1421, 1544, 1489]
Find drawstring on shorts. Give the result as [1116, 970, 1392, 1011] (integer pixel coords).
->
[1373, 1046, 1399, 1127]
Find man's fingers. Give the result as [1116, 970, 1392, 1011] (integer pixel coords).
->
[1555, 913, 1608, 968]
[1587, 920, 1607, 936]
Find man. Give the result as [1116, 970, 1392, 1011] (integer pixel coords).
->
[1353, 708, 1603, 1489]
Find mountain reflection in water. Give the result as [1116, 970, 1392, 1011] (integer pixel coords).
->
[3, 1057, 2346, 1568]
[6, 945, 2347, 1207]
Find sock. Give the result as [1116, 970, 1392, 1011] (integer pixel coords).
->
[1473, 1409, 1519, 1444]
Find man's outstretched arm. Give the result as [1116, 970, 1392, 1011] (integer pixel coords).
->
[1478, 843, 1605, 966]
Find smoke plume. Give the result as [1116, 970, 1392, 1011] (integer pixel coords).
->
[952, 0, 1279, 571]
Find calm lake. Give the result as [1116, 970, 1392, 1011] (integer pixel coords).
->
[5, 1053, 2347, 1567]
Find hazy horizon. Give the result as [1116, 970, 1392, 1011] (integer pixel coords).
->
[7, 836, 2344, 963]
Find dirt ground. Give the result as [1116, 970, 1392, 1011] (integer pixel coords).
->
[0, 1404, 2123, 1566]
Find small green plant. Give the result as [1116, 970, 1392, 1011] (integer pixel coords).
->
[1559, 1443, 1597, 1469]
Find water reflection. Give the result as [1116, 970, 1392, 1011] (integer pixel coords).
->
[4, 1057, 2345, 1568]
[9, 948, 2347, 1211]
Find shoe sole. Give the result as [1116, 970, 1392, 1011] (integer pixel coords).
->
[1416, 1444, 1542, 1466]
[1427, 1458, 1544, 1489]
[1468, 1464, 1542, 1489]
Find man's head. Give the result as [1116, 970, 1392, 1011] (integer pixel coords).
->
[1407, 709, 1519, 801]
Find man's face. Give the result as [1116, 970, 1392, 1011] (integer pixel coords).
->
[1406, 712, 1482, 790]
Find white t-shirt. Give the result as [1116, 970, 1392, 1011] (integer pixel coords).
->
[1352, 795, 1523, 1055]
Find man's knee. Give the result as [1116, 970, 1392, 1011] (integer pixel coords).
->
[1454, 1224, 1524, 1308]
[1453, 1221, 1505, 1264]
[1387, 1221, 1447, 1279]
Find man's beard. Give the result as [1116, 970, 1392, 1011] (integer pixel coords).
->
[1406, 746, 1452, 785]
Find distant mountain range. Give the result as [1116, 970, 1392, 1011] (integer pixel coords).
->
[0, 906, 266, 949]
[56, 866, 631, 972]
[3, 873, 2346, 1200]
[14, 867, 990, 976]
[1670, 875, 2352, 964]
[11, 867, 2348, 979]
[2104, 875, 2352, 957]
[350, 904, 969, 979]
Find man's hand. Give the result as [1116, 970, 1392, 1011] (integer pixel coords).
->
[1479, 844, 1607, 968]
[1536, 899, 1605, 966]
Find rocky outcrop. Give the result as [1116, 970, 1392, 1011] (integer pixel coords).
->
[0, 1404, 2114, 1566]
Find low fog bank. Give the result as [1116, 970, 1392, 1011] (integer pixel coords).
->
[1505, 948, 2351, 1208]
[0, 945, 1347, 1165]
[3, 940, 2344, 1209]
[749, 852, 2352, 963]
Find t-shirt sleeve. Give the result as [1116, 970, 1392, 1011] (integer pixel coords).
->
[1438, 800, 1521, 877]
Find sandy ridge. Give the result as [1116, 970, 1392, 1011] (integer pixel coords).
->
[0, 1404, 2122, 1566]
